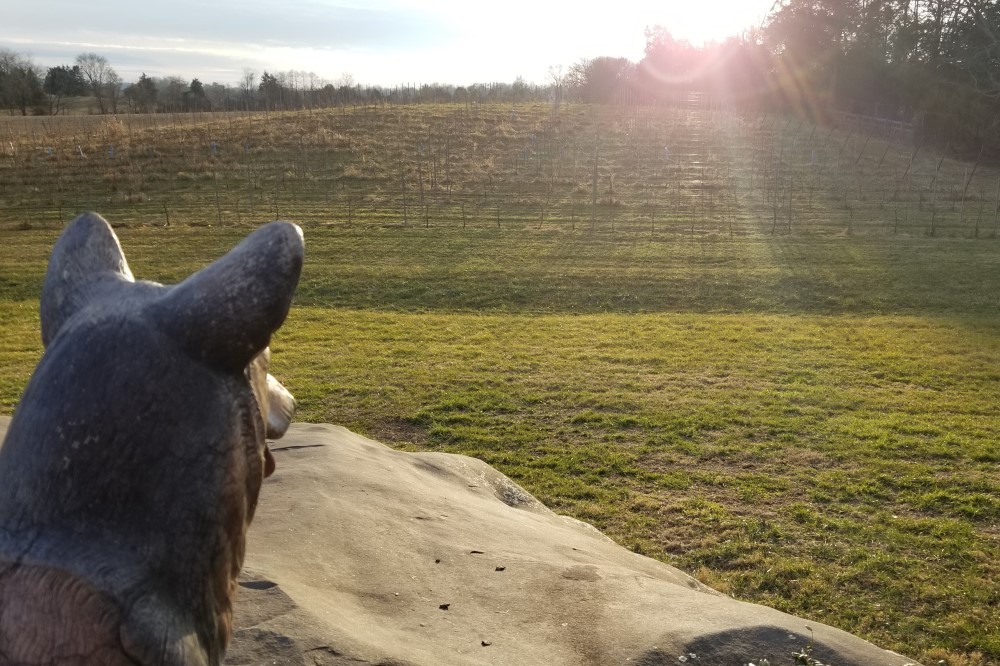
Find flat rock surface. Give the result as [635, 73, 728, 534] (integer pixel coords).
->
[0, 417, 920, 665]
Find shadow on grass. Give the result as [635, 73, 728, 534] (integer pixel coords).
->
[4, 226, 1000, 318]
[289, 228, 1000, 318]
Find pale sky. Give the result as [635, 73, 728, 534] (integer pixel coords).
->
[1, 0, 777, 87]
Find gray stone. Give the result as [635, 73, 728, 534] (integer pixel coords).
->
[0, 417, 923, 666]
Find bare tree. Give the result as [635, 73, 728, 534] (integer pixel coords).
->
[565, 58, 591, 95]
[106, 70, 123, 114]
[0, 49, 45, 115]
[74, 52, 118, 114]
[949, 0, 1000, 96]
[240, 67, 256, 111]
[155, 76, 188, 112]
[548, 65, 567, 111]
[566, 57, 634, 104]
[204, 82, 233, 110]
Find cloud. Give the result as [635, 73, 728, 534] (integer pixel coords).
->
[3, 0, 455, 52]
[1, 0, 469, 84]
[1, 0, 773, 86]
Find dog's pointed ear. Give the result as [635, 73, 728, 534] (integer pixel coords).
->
[152, 221, 303, 373]
[40, 212, 135, 347]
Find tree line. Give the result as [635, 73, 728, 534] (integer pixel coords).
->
[0, 49, 554, 115]
[2, 0, 999, 152]
[1, 52, 126, 115]
[568, 0, 1000, 154]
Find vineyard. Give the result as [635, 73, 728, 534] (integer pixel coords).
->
[3, 98, 1000, 237]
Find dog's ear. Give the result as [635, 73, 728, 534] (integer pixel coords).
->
[40, 212, 135, 347]
[151, 221, 304, 373]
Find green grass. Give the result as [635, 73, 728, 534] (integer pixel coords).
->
[6, 226, 1000, 315]
[2, 223, 999, 664]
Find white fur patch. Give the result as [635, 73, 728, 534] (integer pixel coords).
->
[265, 374, 296, 440]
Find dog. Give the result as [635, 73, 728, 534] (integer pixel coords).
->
[0, 213, 303, 665]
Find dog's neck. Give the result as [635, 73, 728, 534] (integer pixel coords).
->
[0, 524, 220, 665]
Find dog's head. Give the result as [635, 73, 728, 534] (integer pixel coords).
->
[0, 213, 303, 662]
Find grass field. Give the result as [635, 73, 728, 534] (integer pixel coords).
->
[2, 104, 1000, 665]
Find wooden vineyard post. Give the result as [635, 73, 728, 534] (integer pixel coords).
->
[930, 180, 937, 236]
[772, 190, 779, 235]
[609, 174, 615, 232]
[417, 145, 425, 204]
[729, 192, 735, 237]
[213, 172, 223, 226]
[445, 137, 451, 200]
[960, 146, 984, 232]
[928, 151, 945, 236]
[787, 172, 794, 233]
[893, 141, 921, 201]
[402, 173, 408, 227]
[994, 176, 999, 238]
[591, 135, 598, 232]
[961, 167, 968, 228]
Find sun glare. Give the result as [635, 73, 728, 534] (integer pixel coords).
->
[0, 0, 777, 85]
[624, 0, 771, 44]
[375, 0, 776, 86]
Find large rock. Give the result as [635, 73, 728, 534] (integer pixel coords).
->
[0, 417, 918, 665]
[238, 422, 920, 665]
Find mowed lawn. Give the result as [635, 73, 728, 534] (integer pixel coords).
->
[1, 224, 999, 664]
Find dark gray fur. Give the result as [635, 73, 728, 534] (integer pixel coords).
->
[0, 213, 303, 665]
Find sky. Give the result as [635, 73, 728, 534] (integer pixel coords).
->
[1, 0, 778, 87]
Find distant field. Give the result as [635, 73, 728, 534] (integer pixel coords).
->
[2, 104, 1000, 665]
[3, 101, 1000, 237]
